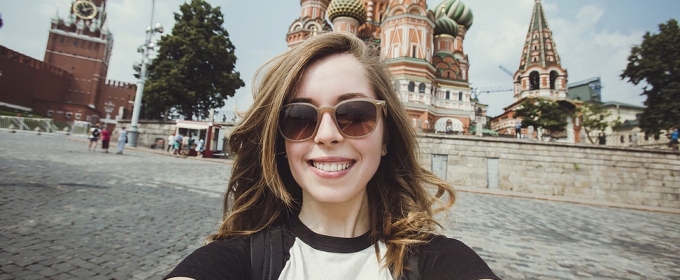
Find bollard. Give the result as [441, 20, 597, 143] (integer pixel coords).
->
[63, 126, 70, 135]
[35, 127, 42, 135]
[8, 124, 16, 133]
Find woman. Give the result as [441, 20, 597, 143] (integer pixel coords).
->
[116, 126, 127, 155]
[166, 32, 498, 280]
[100, 125, 111, 153]
[195, 137, 205, 158]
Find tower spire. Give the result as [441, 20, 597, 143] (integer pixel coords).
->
[513, 0, 567, 101]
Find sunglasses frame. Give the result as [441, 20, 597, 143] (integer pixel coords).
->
[278, 98, 387, 142]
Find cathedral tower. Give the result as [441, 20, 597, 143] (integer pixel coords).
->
[327, 0, 367, 35]
[513, 0, 567, 101]
[287, 0, 333, 49]
[286, 0, 478, 134]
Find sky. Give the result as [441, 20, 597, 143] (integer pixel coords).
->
[0, 0, 678, 117]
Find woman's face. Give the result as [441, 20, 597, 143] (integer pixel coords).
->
[284, 53, 385, 207]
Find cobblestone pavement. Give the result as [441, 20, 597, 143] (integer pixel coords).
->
[1, 132, 679, 279]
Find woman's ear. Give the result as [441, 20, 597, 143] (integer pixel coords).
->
[381, 143, 388, 156]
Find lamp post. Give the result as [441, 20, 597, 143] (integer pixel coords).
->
[127, 0, 163, 147]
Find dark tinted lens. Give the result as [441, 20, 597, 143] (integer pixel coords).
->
[335, 101, 377, 137]
[280, 104, 318, 140]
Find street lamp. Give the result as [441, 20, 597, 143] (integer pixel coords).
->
[128, 1, 163, 147]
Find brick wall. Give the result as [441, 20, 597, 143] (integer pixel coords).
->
[418, 134, 680, 208]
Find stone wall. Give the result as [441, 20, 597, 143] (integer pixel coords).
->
[418, 134, 680, 209]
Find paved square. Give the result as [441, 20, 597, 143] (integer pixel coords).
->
[1, 132, 678, 279]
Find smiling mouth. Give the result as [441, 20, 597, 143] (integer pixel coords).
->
[310, 161, 354, 172]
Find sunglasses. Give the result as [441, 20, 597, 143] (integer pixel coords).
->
[278, 98, 387, 142]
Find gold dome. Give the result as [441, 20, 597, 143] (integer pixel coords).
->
[327, 0, 367, 25]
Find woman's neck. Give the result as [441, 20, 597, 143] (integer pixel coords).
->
[298, 192, 370, 238]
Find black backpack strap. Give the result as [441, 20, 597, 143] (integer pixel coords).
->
[250, 226, 285, 280]
[401, 251, 422, 280]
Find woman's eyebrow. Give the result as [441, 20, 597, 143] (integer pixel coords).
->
[289, 97, 313, 103]
[337, 92, 368, 102]
[289, 92, 368, 104]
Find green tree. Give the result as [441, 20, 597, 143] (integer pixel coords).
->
[578, 102, 620, 144]
[621, 19, 680, 136]
[143, 0, 244, 120]
[514, 98, 571, 139]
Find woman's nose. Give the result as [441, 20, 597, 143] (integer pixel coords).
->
[314, 112, 343, 144]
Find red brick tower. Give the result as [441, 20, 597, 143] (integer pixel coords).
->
[43, 0, 120, 123]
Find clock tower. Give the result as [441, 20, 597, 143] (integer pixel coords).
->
[42, 0, 131, 123]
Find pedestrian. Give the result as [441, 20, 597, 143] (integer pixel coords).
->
[174, 133, 184, 156]
[116, 126, 127, 155]
[87, 124, 100, 151]
[100, 125, 111, 153]
[515, 121, 522, 139]
[670, 128, 679, 150]
[167, 132, 176, 154]
[181, 134, 191, 157]
[630, 133, 638, 148]
[598, 133, 606, 145]
[195, 137, 204, 158]
[165, 32, 499, 280]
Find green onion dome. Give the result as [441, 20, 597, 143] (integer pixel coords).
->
[328, 0, 367, 25]
[433, 0, 474, 31]
[434, 13, 459, 37]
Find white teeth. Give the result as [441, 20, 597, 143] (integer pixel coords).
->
[313, 162, 351, 172]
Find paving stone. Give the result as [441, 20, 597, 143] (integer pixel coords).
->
[1, 132, 678, 279]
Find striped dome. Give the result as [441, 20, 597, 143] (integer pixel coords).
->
[328, 0, 367, 25]
[433, 0, 474, 31]
[434, 13, 459, 37]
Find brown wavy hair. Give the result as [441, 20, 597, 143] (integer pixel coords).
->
[208, 32, 455, 278]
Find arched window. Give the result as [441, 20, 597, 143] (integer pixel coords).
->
[529, 71, 540, 90]
[418, 83, 426, 93]
[408, 81, 415, 92]
[549, 71, 558, 89]
[446, 91, 450, 100]
[458, 92, 463, 101]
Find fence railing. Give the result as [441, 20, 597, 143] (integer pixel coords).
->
[585, 133, 671, 148]
[0, 116, 91, 136]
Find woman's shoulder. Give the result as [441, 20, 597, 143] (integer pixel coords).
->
[414, 235, 500, 280]
[164, 236, 252, 280]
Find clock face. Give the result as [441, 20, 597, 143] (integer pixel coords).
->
[73, 1, 97, 20]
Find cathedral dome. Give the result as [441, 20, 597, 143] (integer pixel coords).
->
[434, 14, 459, 37]
[433, 0, 474, 32]
[328, 0, 367, 25]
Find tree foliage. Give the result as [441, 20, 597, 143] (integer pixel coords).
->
[514, 98, 571, 138]
[142, 0, 244, 120]
[578, 102, 620, 144]
[621, 19, 680, 135]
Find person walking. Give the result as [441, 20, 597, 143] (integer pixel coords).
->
[195, 137, 205, 158]
[87, 124, 100, 151]
[100, 125, 112, 153]
[181, 134, 191, 157]
[598, 133, 606, 145]
[167, 133, 176, 154]
[515, 121, 522, 139]
[116, 127, 127, 155]
[670, 128, 679, 151]
[175, 133, 184, 156]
